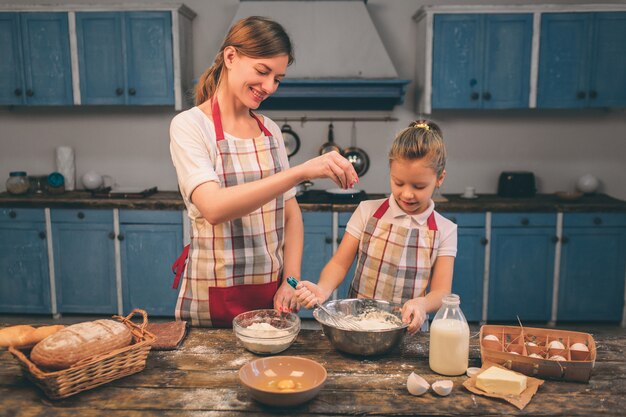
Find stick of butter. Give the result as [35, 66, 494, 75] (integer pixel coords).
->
[476, 366, 527, 396]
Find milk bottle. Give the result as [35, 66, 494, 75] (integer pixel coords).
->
[429, 294, 469, 376]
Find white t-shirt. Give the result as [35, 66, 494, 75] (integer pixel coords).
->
[346, 195, 458, 258]
[169, 107, 296, 219]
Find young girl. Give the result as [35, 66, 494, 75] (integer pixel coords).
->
[170, 16, 358, 327]
[295, 120, 457, 334]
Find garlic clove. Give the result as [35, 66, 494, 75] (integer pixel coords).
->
[548, 340, 565, 350]
[466, 367, 481, 378]
[549, 355, 567, 361]
[432, 380, 453, 396]
[406, 372, 430, 396]
[570, 342, 589, 352]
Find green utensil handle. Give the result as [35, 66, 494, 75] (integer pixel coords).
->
[286, 276, 298, 289]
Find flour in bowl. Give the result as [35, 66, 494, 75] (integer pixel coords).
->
[236, 322, 297, 354]
[344, 310, 403, 331]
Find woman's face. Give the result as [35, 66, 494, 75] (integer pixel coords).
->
[390, 157, 445, 215]
[224, 47, 288, 109]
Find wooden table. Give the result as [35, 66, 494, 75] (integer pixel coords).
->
[1, 325, 625, 416]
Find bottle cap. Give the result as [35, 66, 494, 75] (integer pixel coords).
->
[9, 171, 27, 177]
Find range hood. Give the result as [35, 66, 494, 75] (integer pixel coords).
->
[231, 0, 409, 110]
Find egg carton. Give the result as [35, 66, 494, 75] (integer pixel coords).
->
[479, 325, 596, 382]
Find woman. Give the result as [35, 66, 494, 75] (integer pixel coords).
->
[170, 16, 358, 327]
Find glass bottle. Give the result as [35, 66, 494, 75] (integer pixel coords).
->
[429, 294, 470, 376]
[6, 171, 30, 195]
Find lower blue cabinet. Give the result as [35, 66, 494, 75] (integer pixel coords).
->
[0, 209, 51, 313]
[337, 213, 357, 300]
[299, 212, 333, 318]
[119, 210, 183, 316]
[558, 213, 626, 321]
[51, 209, 117, 314]
[488, 214, 557, 321]
[444, 213, 486, 322]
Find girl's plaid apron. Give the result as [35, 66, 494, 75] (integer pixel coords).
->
[349, 199, 439, 304]
[172, 98, 285, 327]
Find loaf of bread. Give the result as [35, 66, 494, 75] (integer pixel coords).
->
[0, 325, 35, 348]
[30, 320, 133, 370]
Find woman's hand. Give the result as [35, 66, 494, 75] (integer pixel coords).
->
[297, 151, 359, 189]
[295, 281, 332, 309]
[402, 298, 428, 335]
[273, 280, 299, 313]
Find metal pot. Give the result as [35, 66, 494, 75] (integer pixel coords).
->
[280, 123, 301, 158]
[342, 121, 370, 177]
[318, 122, 342, 155]
[295, 180, 314, 196]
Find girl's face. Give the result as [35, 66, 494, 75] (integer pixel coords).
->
[390, 157, 445, 215]
[223, 46, 288, 109]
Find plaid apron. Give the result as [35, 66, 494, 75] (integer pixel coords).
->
[349, 199, 439, 304]
[172, 99, 285, 327]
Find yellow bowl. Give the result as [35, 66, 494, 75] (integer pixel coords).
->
[239, 356, 327, 407]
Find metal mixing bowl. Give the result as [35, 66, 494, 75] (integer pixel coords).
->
[313, 298, 408, 356]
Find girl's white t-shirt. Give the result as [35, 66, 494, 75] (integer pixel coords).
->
[170, 107, 296, 219]
[346, 195, 458, 258]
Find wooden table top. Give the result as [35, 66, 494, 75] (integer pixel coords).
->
[1, 325, 625, 417]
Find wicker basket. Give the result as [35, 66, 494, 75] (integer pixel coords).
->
[480, 325, 596, 382]
[9, 309, 156, 400]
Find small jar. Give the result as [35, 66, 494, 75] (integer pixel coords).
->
[6, 172, 30, 195]
[47, 172, 66, 194]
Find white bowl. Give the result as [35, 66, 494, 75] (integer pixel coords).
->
[233, 309, 300, 355]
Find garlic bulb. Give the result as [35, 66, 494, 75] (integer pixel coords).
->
[432, 380, 453, 396]
[406, 372, 429, 396]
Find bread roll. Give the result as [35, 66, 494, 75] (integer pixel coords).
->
[30, 320, 132, 370]
[0, 325, 35, 348]
[22, 325, 66, 347]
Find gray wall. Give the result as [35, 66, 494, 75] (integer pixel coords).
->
[1, 0, 625, 199]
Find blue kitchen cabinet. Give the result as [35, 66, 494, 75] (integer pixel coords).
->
[488, 214, 557, 322]
[299, 212, 333, 318]
[0, 209, 51, 314]
[337, 213, 357, 300]
[51, 209, 117, 314]
[119, 210, 183, 316]
[76, 11, 173, 105]
[443, 213, 486, 322]
[557, 213, 626, 322]
[538, 12, 626, 108]
[432, 13, 532, 109]
[0, 12, 72, 105]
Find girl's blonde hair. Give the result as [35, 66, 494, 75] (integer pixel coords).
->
[389, 120, 446, 177]
[194, 16, 294, 105]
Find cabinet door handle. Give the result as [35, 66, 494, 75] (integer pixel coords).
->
[26, 89, 34, 97]
[482, 92, 492, 101]
[561, 236, 570, 244]
[128, 88, 136, 96]
[470, 92, 479, 101]
[589, 90, 597, 99]
[77, 211, 85, 219]
[551, 236, 559, 243]
[39, 231, 46, 240]
[469, 78, 477, 87]
[108, 231, 116, 240]
[117, 234, 125, 241]
[8, 210, 17, 219]
[116, 87, 124, 96]
[325, 236, 332, 244]
[521, 218, 530, 226]
[14, 88, 22, 96]
[480, 237, 488, 245]
[593, 217, 602, 225]
[577, 91, 586, 99]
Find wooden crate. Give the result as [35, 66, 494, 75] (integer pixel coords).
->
[479, 325, 596, 382]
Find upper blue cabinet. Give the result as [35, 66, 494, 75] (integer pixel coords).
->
[0, 12, 73, 105]
[432, 13, 532, 110]
[538, 12, 626, 108]
[76, 12, 174, 105]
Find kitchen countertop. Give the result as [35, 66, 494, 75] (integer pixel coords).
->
[0, 190, 625, 212]
[0, 324, 624, 416]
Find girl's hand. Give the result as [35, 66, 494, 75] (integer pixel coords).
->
[298, 151, 359, 189]
[274, 280, 299, 313]
[402, 298, 428, 335]
[295, 281, 331, 309]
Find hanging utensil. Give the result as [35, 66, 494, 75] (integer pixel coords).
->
[318, 122, 342, 155]
[280, 122, 301, 158]
[342, 121, 370, 177]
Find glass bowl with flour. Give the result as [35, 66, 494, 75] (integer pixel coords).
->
[233, 309, 300, 355]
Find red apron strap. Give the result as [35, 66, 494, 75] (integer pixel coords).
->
[373, 199, 390, 219]
[249, 111, 273, 137]
[427, 212, 438, 231]
[172, 244, 190, 289]
[211, 99, 225, 141]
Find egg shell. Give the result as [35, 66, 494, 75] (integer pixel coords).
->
[406, 372, 430, 396]
[432, 380, 453, 396]
[466, 367, 481, 378]
[548, 340, 565, 350]
[529, 353, 543, 359]
[549, 355, 567, 361]
[483, 334, 499, 342]
[570, 342, 589, 352]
